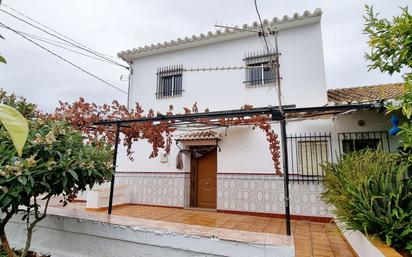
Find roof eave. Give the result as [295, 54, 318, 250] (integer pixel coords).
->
[118, 9, 322, 61]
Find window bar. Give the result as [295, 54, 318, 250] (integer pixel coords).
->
[319, 132, 325, 180]
[328, 132, 333, 167]
[297, 133, 302, 183]
[245, 52, 249, 87]
[304, 133, 310, 183]
[296, 133, 301, 183]
[386, 131, 391, 152]
[290, 135, 296, 183]
[366, 132, 371, 149]
[156, 67, 160, 98]
[169, 65, 173, 97]
[325, 132, 333, 162]
[172, 65, 177, 96]
[314, 132, 319, 183]
[307, 132, 313, 182]
[165, 66, 167, 97]
[377, 131, 382, 151]
[160, 66, 164, 98]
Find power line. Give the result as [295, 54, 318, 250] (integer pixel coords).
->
[0, 42, 127, 87]
[0, 5, 120, 61]
[4, 28, 120, 65]
[3, 3, 118, 60]
[14, 29, 120, 64]
[0, 22, 127, 94]
[0, 7, 129, 69]
[253, 0, 271, 53]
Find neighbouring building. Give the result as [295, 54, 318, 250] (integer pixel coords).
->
[113, 8, 403, 220]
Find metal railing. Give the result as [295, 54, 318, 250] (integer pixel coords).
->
[243, 50, 278, 87]
[287, 132, 332, 183]
[156, 65, 184, 98]
[337, 131, 390, 155]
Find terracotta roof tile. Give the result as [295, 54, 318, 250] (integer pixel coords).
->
[327, 83, 404, 104]
[177, 130, 222, 141]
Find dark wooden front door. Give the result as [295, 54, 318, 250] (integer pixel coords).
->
[193, 148, 217, 209]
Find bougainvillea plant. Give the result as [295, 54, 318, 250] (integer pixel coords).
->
[46, 98, 281, 174]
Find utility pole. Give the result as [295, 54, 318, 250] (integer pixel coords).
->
[272, 30, 291, 236]
[214, 21, 292, 235]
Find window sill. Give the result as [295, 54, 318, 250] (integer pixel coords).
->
[245, 82, 277, 88]
[156, 94, 183, 100]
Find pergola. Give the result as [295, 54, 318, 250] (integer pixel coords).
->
[94, 103, 379, 235]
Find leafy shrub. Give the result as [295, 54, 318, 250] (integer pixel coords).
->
[0, 119, 113, 257]
[322, 150, 412, 254]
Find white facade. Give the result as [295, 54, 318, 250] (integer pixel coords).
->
[126, 13, 326, 112]
[114, 9, 398, 219]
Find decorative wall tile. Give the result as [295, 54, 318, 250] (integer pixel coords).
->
[217, 173, 332, 217]
[115, 172, 190, 207]
[115, 172, 332, 217]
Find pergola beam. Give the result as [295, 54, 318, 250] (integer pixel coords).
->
[93, 102, 379, 235]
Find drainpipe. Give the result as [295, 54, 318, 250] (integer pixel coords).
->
[125, 61, 133, 110]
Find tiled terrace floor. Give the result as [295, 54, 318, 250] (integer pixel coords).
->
[89, 205, 354, 257]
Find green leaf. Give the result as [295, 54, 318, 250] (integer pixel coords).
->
[67, 169, 78, 181]
[0, 55, 6, 64]
[0, 104, 29, 156]
[17, 176, 27, 185]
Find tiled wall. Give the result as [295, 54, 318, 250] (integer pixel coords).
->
[217, 173, 332, 217]
[115, 172, 190, 207]
[115, 172, 332, 217]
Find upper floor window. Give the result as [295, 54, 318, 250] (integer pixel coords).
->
[156, 65, 183, 99]
[244, 51, 278, 87]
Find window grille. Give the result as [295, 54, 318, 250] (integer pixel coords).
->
[156, 65, 183, 98]
[297, 140, 328, 176]
[337, 131, 390, 155]
[287, 132, 332, 183]
[244, 50, 278, 87]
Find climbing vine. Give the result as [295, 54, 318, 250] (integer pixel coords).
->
[44, 98, 281, 174]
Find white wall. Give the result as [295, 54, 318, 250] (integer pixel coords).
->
[128, 22, 327, 113]
[332, 110, 400, 153]
[7, 212, 295, 257]
[117, 119, 333, 174]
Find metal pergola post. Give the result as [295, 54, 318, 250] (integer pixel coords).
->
[108, 122, 121, 215]
[94, 103, 379, 218]
[280, 116, 291, 235]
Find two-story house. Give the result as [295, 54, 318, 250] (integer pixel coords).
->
[113, 9, 402, 221]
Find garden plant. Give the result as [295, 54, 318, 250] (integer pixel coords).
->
[322, 5, 412, 255]
[0, 90, 113, 257]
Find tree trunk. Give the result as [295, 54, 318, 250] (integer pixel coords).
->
[0, 227, 17, 257]
[19, 225, 33, 257]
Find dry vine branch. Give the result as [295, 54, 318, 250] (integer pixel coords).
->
[44, 99, 282, 174]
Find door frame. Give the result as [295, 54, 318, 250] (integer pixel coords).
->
[189, 146, 217, 208]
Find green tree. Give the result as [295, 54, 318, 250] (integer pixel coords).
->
[0, 89, 113, 257]
[0, 120, 113, 257]
[364, 5, 412, 152]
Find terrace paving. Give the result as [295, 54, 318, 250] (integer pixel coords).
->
[87, 204, 355, 257]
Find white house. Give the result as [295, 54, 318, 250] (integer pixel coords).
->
[111, 9, 403, 221]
